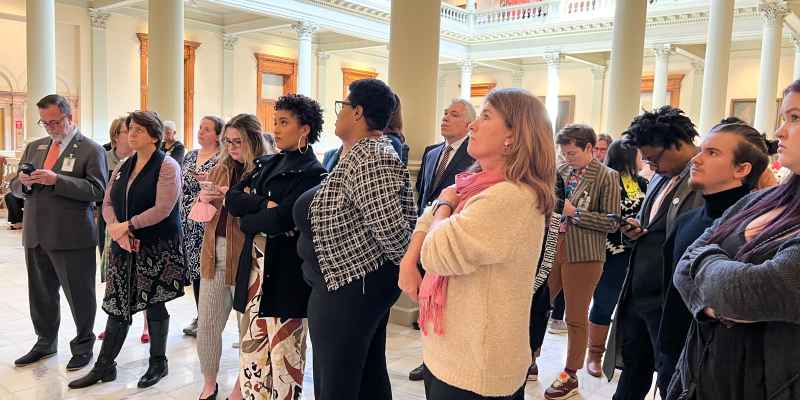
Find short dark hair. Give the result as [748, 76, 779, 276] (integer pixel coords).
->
[126, 111, 164, 148]
[709, 117, 778, 188]
[597, 133, 613, 145]
[556, 123, 597, 149]
[385, 93, 403, 133]
[36, 94, 72, 116]
[605, 139, 639, 177]
[274, 94, 323, 144]
[347, 79, 396, 131]
[624, 106, 698, 150]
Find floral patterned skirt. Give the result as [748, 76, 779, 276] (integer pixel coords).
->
[239, 255, 308, 400]
[102, 235, 188, 321]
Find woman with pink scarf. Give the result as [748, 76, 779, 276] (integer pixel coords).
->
[399, 88, 556, 400]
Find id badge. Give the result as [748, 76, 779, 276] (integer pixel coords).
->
[62, 155, 76, 172]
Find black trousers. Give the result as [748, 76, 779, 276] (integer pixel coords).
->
[613, 305, 670, 400]
[308, 264, 401, 400]
[25, 246, 96, 355]
[5, 192, 24, 224]
[529, 282, 551, 354]
[424, 368, 526, 400]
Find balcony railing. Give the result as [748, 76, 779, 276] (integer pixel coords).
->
[475, 1, 559, 25]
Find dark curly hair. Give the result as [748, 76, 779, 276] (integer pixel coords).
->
[623, 106, 698, 150]
[347, 78, 396, 131]
[274, 94, 323, 144]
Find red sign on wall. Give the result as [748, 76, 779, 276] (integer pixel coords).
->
[15, 120, 22, 129]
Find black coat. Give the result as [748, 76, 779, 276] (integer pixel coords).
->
[415, 138, 474, 214]
[227, 149, 326, 318]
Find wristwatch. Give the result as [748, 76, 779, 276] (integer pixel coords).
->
[127, 220, 135, 233]
[432, 199, 455, 215]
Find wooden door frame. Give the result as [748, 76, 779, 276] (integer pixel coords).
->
[137, 33, 202, 148]
[640, 74, 685, 107]
[341, 67, 378, 98]
[255, 53, 297, 130]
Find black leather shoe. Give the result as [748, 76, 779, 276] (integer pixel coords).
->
[409, 363, 426, 381]
[14, 349, 56, 367]
[66, 352, 93, 371]
[68, 362, 117, 389]
[137, 356, 168, 388]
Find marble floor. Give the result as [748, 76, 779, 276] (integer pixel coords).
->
[0, 220, 654, 400]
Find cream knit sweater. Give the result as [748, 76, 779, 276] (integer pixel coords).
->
[415, 181, 545, 396]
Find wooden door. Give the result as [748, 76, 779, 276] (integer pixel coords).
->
[255, 54, 296, 134]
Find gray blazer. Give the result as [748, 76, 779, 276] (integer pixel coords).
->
[10, 131, 108, 250]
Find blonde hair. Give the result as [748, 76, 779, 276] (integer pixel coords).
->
[219, 114, 266, 174]
[108, 116, 127, 149]
[485, 88, 556, 216]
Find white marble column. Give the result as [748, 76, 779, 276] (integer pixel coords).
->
[222, 34, 238, 119]
[148, 0, 184, 134]
[754, 2, 789, 135]
[793, 37, 800, 81]
[388, 0, 441, 326]
[512, 70, 524, 88]
[652, 44, 674, 109]
[25, 0, 57, 140]
[699, 0, 735, 133]
[690, 61, 704, 124]
[544, 51, 561, 132]
[293, 21, 318, 96]
[604, 0, 647, 137]
[591, 66, 606, 131]
[459, 59, 473, 100]
[89, 8, 111, 142]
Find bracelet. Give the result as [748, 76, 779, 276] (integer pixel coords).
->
[432, 199, 455, 215]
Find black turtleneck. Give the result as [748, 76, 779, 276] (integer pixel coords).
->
[671, 184, 751, 263]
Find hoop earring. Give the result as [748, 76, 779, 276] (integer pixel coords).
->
[298, 136, 309, 154]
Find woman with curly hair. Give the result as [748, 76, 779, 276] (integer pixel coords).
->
[226, 95, 327, 399]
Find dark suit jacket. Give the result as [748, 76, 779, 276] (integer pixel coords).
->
[10, 131, 108, 250]
[603, 164, 704, 380]
[322, 148, 340, 172]
[414, 138, 474, 215]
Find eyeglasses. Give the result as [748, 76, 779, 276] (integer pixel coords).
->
[224, 138, 243, 147]
[335, 101, 353, 116]
[37, 116, 66, 128]
[642, 147, 667, 166]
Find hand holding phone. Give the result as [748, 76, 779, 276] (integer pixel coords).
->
[199, 181, 219, 193]
[608, 214, 647, 240]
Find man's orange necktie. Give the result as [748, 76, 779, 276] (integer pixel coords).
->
[43, 141, 61, 170]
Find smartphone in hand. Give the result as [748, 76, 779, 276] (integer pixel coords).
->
[607, 213, 637, 230]
[199, 181, 219, 193]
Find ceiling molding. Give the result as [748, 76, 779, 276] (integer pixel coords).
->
[91, 0, 143, 11]
[223, 19, 292, 35]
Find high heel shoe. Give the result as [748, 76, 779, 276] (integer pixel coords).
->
[199, 383, 218, 400]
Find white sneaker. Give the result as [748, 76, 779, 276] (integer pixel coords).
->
[548, 319, 568, 334]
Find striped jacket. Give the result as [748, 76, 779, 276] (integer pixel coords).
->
[558, 158, 621, 263]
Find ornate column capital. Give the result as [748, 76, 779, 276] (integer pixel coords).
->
[652, 44, 674, 59]
[590, 66, 607, 80]
[543, 51, 562, 67]
[759, 1, 789, 26]
[88, 8, 111, 30]
[691, 60, 705, 73]
[223, 34, 238, 51]
[511, 69, 525, 80]
[292, 21, 319, 41]
[460, 58, 473, 73]
[792, 35, 800, 50]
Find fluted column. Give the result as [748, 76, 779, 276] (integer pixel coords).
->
[25, 0, 56, 140]
[591, 66, 606, 130]
[148, 0, 184, 135]
[293, 21, 318, 96]
[690, 61, 704, 124]
[652, 44, 674, 109]
[699, 0, 735, 133]
[459, 59, 473, 100]
[512, 70, 524, 88]
[544, 51, 561, 132]
[604, 0, 647, 137]
[793, 37, 800, 81]
[222, 34, 238, 119]
[90, 8, 111, 142]
[754, 2, 789, 135]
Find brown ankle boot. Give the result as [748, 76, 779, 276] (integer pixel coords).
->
[586, 322, 609, 377]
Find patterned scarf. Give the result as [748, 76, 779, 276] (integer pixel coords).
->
[418, 170, 506, 336]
